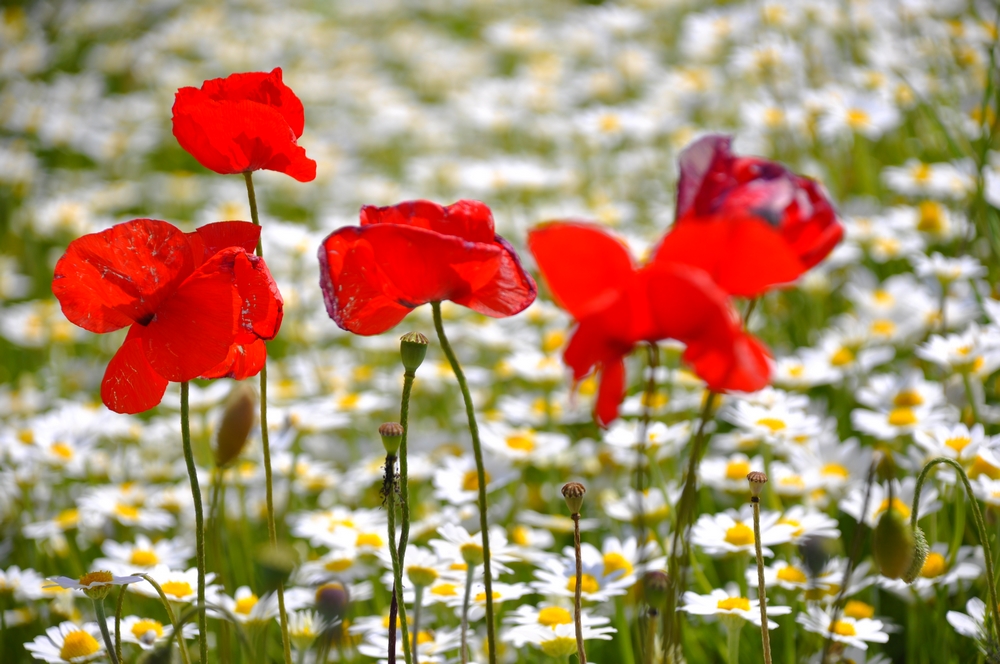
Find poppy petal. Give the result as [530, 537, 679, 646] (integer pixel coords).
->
[172, 93, 316, 182]
[528, 222, 635, 320]
[452, 234, 537, 318]
[198, 67, 305, 138]
[318, 224, 502, 335]
[676, 134, 734, 219]
[53, 219, 194, 333]
[360, 199, 496, 243]
[101, 328, 169, 414]
[201, 339, 267, 380]
[141, 249, 241, 381]
[188, 221, 261, 265]
[233, 251, 283, 340]
[595, 358, 626, 428]
[684, 332, 772, 393]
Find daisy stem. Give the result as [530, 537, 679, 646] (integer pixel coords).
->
[432, 301, 497, 664]
[136, 573, 191, 664]
[750, 499, 772, 664]
[726, 619, 742, 664]
[180, 382, 207, 664]
[114, 585, 126, 664]
[92, 598, 120, 664]
[244, 170, 294, 664]
[961, 372, 981, 425]
[412, 586, 424, 664]
[386, 453, 412, 664]
[572, 511, 587, 664]
[912, 457, 1000, 644]
[460, 565, 474, 664]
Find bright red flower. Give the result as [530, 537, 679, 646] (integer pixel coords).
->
[53, 219, 283, 414]
[318, 199, 537, 335]
[172, 67, 317, 182]
[652, 134, 842, 297]
[529, 221, 771, 426]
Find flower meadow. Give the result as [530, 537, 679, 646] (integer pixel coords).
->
[1, 1, 1000, 663]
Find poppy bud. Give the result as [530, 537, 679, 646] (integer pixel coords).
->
[902, 526, 930, 584]
[316, 581, 351, 624]
[400, 331, 429, 373]
[561, 481, 586, 515]
[872, 507, 915, 580]
[255, 543, 299, 593]
[379, 422, 403, 456]
[746, 471, 767, 500]
[642, 570, 670, 611]
[215, 383, 257, 468]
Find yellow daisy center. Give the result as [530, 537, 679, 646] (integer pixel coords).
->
[893, 389, 924, 407]
[60, 630, 101, 660]
[756, 418, 787, 433]
[602, 552, 633, 579]
[875, 497, 911, 520]
[830, 347, 854, 367]
[56, 509, 79, 529]
[945, 436, 972, 453]
[115, 504, 139, 520]
[887, 407, 917, 427]
[843, 600, 875, 620]
[131, 619, 163, 641]
[462, 470, 490, 492]
[970, 455, 1000, 480]
[566, 574, 600, 594]
[845, 108, 870, 129]
[161, 581, 193, 599]
[540, 636, 578, 657]
[235, 593, 259, 615]
[821, 463, 850, 478]
[920, 552, 948, 578]
[130, 549, 158, 566]
[725, 459, 751, 481]
[538, 606, 573, 627]
[429, 583, 459, 597]
[474, 591, 502, 602]
[724, 522, 755, 547]
[776, 566, 807, 584]
[325, 558, 352, 573]
[717, 597, 751, 612]
[51, 442, 74, 460]
[356, 532, 383, 548]
[830, 620, 856, 636]
[505, 434, 534, 452]
[917, 201, 945, 233]
[78, 571, 113, 586]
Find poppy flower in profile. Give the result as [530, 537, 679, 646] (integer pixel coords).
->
[172, 67, 317, 182]
[652, 134, 842, 297]
[53, 219, 283, 414]
[318, 199, 537, 335]
[529, 221, 771, 426]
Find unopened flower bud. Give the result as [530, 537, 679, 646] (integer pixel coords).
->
[561, 482, 586, 514]
[460, 543, 485, 567]
[642, 571, 670, 611]
[316, 582, 350, 623]
[214, 383, 257, 468]
[747, 471, 767, 499]
[379, 422, 404, 456]
[872, 507, 915, 580]
[400, 331, 429, 373]
[902, 526, 930, 584]
[255, 543, 299, 593]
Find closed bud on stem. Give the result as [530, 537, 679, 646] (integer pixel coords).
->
[872, 507, 915, 579]
[747, 471, 767, 499]
[400, 331, 429, 373]
[902, 526, 930, 584]
[561, 481, 586, 515]
[214, 383, 257, 468]
[316, 582, 351, 624]
[255, 543, 299, 593]
[379, 422, 404, 456]
[642, 570, 670, 611]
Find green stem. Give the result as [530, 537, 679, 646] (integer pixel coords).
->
[726, 619, 742, 664]
[114, 586, 126, 664]
[911, 457, 1000, 644]
[93, 599, 119, 664]
[412, 586, 424, 664]
[136, 573, 191, 664]
[387, 454, 412, 664]
[244, 170, 293, 664]
[398, 371, 415, 582]
[572, 512, 587, 664]
[643, 610, 657, 664]
[432, 301, 497, 664]
[180, 382, 207, 664]
[751, 500, 772, 664]
[961, 372, 981, 425]
[460, 565, 474, 664]
[635, 343, 659, 559]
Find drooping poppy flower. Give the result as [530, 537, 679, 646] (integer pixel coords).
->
[318, 199, 537, 335]
[652, 134, 842, 297]
[529, 221, 770, 426]
[53, 219, 283, 414]
[172, 67, 317, 182]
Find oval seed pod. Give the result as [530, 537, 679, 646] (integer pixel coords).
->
[215, 382, 258, 468]
[872, 507, 915, 580]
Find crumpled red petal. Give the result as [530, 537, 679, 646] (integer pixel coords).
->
[53, 218, 194, 333]
[101, 327, 169, 414]
[452, 234, 537, 318]
[198, 68, 305, 138]
[201, 338, 267, 380]
[233, 251, 283, 340]
[684, 332, 772, 393]
[595, 358, 626, 428]
[360, 199, 496, 243]
[187, 221, 261, 266]
[172, 92, 316, 182]
[528, 222, 635, 320]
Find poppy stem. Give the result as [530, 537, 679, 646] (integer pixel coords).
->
[243, 170, 294, 664]
[572, 511, 587, 664]
[635, 343, 659, 566]
[180, 382, 208, 664]
[432, 301, 497, 664]
[385, 452, 412, 664]
[750, 496, 771, 664]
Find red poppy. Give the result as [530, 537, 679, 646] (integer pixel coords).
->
[529, 221, 770, 426]
[172, 67, 317, 182]
[53, 219, 283, 414]
[318, 199, 537, 335]
[652, 134, 842, 297]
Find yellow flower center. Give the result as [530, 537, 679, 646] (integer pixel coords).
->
[756, 418, 787, 433]
[780, 475, 806, 490]
[778, 518, 805, 537]
[724, 522, 755, 547]
[893, 390, 923, 407]
[821, 463, 850, 478]
[920, 552, 948, 578]
[542, 330, 566, 353]
[130, 549, 158, 566]
[337, 393, 361, 409]
[717, 597, 751, 612]
[78, 571, 113, 586]
[845, 108, 870, 129]
[830, 620, 856, 636]
[945, 437, 972, 453]
[115, 504, 139, 520]
[538, 606, 573, 627]
[875, 498, 911, 520]
[56, 509, 79, 529]
[59, 630, 101, 660]
[51, 442, 74, 460]
[474, 591, 502, 602]
[161, 581, 193, 599]
[566, 574, 600, 594]
[870, 320, 895, 336]
[540, 636, 579, 657]
[356, 532, 383, 548]
[776, 566, 807, 584]
[873, 289, 894, 305]
[462, 470, 490, 492]
[511, 525, 530, 546]
[603, 553, 633, 579]
[18, 429, 34, 445]
[430, 583, 459, 597]
[725, 460, 751, 481]
[505, 434, 534, 452]
[830, 347, 854, 367]
[416, 631, 434, 645]
[325, 558, 353, 572]
[970, 455, 1000, 480]
[843, 600, 875, 620]
[787, 364, 805, 378]
[887, 407, 917, 427]
[235, 594, 259, 615]
[917, 201, 945, 233]
[131, 619, 163, 641]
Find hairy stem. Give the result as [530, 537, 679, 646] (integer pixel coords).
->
[573, 512, 587, 664]
[136, 573, 191, 664]
[386, 454, 411, 664]
[92, 599, 119, 664]
[751, 499, 772, 664]
[460, 565, 474, 664]
[180, 382, 207, 664]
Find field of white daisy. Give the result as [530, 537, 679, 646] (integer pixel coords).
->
[1, 1, 1000, 663]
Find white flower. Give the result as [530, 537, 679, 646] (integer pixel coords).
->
[25, 621, 105, 663]
[796, 605, 889, 650]
[682, 586, 791, 629]
[504, 622, 614, 657]
[947, 597, 987, 640]
[691, 505, 795, 557]
[840, 478, 940, 527]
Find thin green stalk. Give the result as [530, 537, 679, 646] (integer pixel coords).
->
[180, 382, 207, 664]
[243, 170, 293, 664]
[643, 610, 657, 664]
[432, 301, 497, 664]
[572, 512, 587, 664]
[751, 500, 772, 664]
[635, 343, 660, 561]
[911, 457, 1000, 644]
[412, 586, 424, 664]
[726, 619, 742, 664]
[92, 599, 119, 664]
[962, 372, 982, 425]
[114, 585, 126, 664]
[398, 370, 415, 578]
[136, 573, 191, 664]
[460, 565, 474, 664]
[386, 453, 412, 664]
